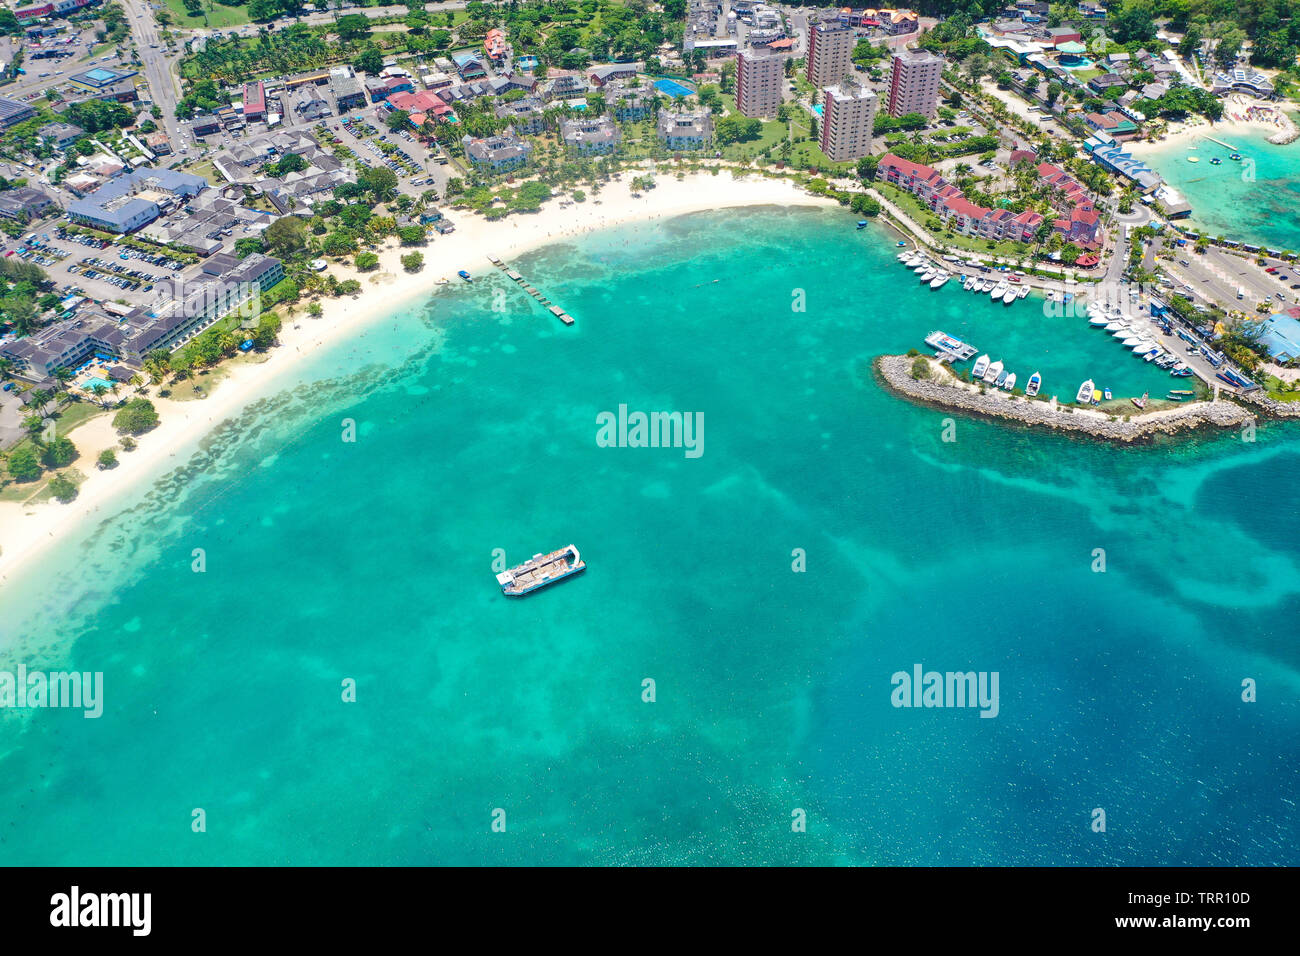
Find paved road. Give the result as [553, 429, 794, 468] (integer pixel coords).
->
[185, 2, 470, 39]
[124, 0, 187, 149]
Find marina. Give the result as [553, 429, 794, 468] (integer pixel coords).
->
[486, 255, 576, 325]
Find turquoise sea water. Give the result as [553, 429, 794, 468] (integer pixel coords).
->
[1139, 130, 1300, 252]
[0, 206, 1297, 865]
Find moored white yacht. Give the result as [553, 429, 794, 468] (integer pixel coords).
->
[1002, 287, 1018, 304]
[1025, 371, 1041, 396]
[971, 353, 991, 378]
[1076, 379, 1095, 403]
[1002, 372, 1017, 391]
[983, 359, 1004, 384]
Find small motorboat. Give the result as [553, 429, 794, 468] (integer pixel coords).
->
[897, 240, 907, 246]
[990, 282, 1009, 299]
[1210, 157, 1222, 165]
[930, 272, 950, 289]
[1104, 321, 1125, 332]
[1002, 287, 1018, 304]
[1089, 315, 1110, 326]
[1169, 389, 1195, 396]
[1025, 371, 1041, 396]
[983, 359, 1004, 384]
[1076, 379, 1095, 403]
[1230, 152, 1242, 161]
[1143, 348, 1162, 362]
[457, 270, 473, 282]
[857, 220, 869, 229]
[1166, 392, 1188, 401]
[1002, 372, 1017, 391]
[994, 369, 1008, 388]
[1122, 335, 1146, 347]
[1102, 387, 1112, 401]
[971, 354, 991, 379]
[1131, 391, 1149, 410]
[920, 269, 936, 282]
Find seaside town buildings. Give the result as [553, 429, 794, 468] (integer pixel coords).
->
[736, 48, 784, 119]
[877, 153, 1048, 245]
[561, 116, 622, 155]
[819, 83, 878, 162]
[462, 130, 532, 173]
[657, 108, 715, 150]
[886, 48, 944, 119]
[0, 254, 285, 384]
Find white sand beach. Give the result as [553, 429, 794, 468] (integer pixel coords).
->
[0, 169, 836, 581]
[1128, 104, 1300, 156]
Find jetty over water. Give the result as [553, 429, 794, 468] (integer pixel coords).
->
[486, 255, 575, 325]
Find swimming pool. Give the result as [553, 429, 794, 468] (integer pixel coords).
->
[81, 377, 112, 392]
[813, 104, 824, 116]
[654, 78, 695, 98]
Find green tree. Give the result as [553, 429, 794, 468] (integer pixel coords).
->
[264, 216, 308, 257]
[47, 473, 78, 503]
[354, 47, 385, 76]
[113, 398, 161, 436]
[401, 252, 424, 273]
[40, 436, 78, 469]
[97, 448, 118, 470]
[355, 251, 380, 271]
[6, 446, 41, 482]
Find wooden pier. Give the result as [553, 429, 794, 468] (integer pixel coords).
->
[487, 255, 575, 325]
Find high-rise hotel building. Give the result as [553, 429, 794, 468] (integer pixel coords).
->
[819, 83, 878, 162]
[806, 21, 854, 90]
[886, 48, 944, 119]
[736, 49, 783, 119]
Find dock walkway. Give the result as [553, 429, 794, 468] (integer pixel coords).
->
[487, 255, 575, 325]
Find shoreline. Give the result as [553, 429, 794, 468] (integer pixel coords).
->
[874, 354, 1257, 443]
[0, 170, 837, 583]
[1127, 111, 1300, 157]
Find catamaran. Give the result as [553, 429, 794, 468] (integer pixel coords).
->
[1002, 372, 1017, 391]
[1025, 372, 1041, 396]
[983, 359, 1004, 384]
[971, 354, 991, 379]
[1076, 379, 1095, 403]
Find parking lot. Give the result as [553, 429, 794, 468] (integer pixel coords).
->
[10, 225, 188, 308]
[320, 116, 448, 197]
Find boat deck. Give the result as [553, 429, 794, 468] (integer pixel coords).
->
[497, 546, 585, 595]
[924, 331, 978, 361]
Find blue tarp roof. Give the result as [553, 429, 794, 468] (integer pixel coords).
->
[1258, 314, 1300, 363]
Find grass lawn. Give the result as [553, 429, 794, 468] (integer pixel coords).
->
[185, 158, 221, 187]
[1263, 374, 1300, 401]
[161, 0, 252, 29]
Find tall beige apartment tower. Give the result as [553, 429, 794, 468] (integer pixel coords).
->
[736, 49, 783, 118]
[806, 21, 854, 90]
[819, 83, 878, 162]
[887, 48, 944, 119]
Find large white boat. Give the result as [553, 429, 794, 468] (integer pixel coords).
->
[1089, 314, 1110, 326]
[990, 282, 1009, 299]
[1025, 371, 1041, 396]
[930, 272, 950, 289]
[1002, 287, 1018, 304]
[913, 262, 930, 273]
[1076, 379, 1095, 403]
[982, 359, 1004, 384]
[1132, 340, 1156, 353]
[1121, 335, 1145, 347]
[1002, 372, 1017, 391]
[1103, 321, 1125, 332]
[971, 353, 991, 379]
[962, 275, 975, 291]
[920, 269, 936, 282]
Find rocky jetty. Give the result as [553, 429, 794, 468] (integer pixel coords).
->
[875, 355, 1256, 443]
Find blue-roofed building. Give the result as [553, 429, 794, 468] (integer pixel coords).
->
[66, 166, 208, 233]
[1257, 312, 1300, 363]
